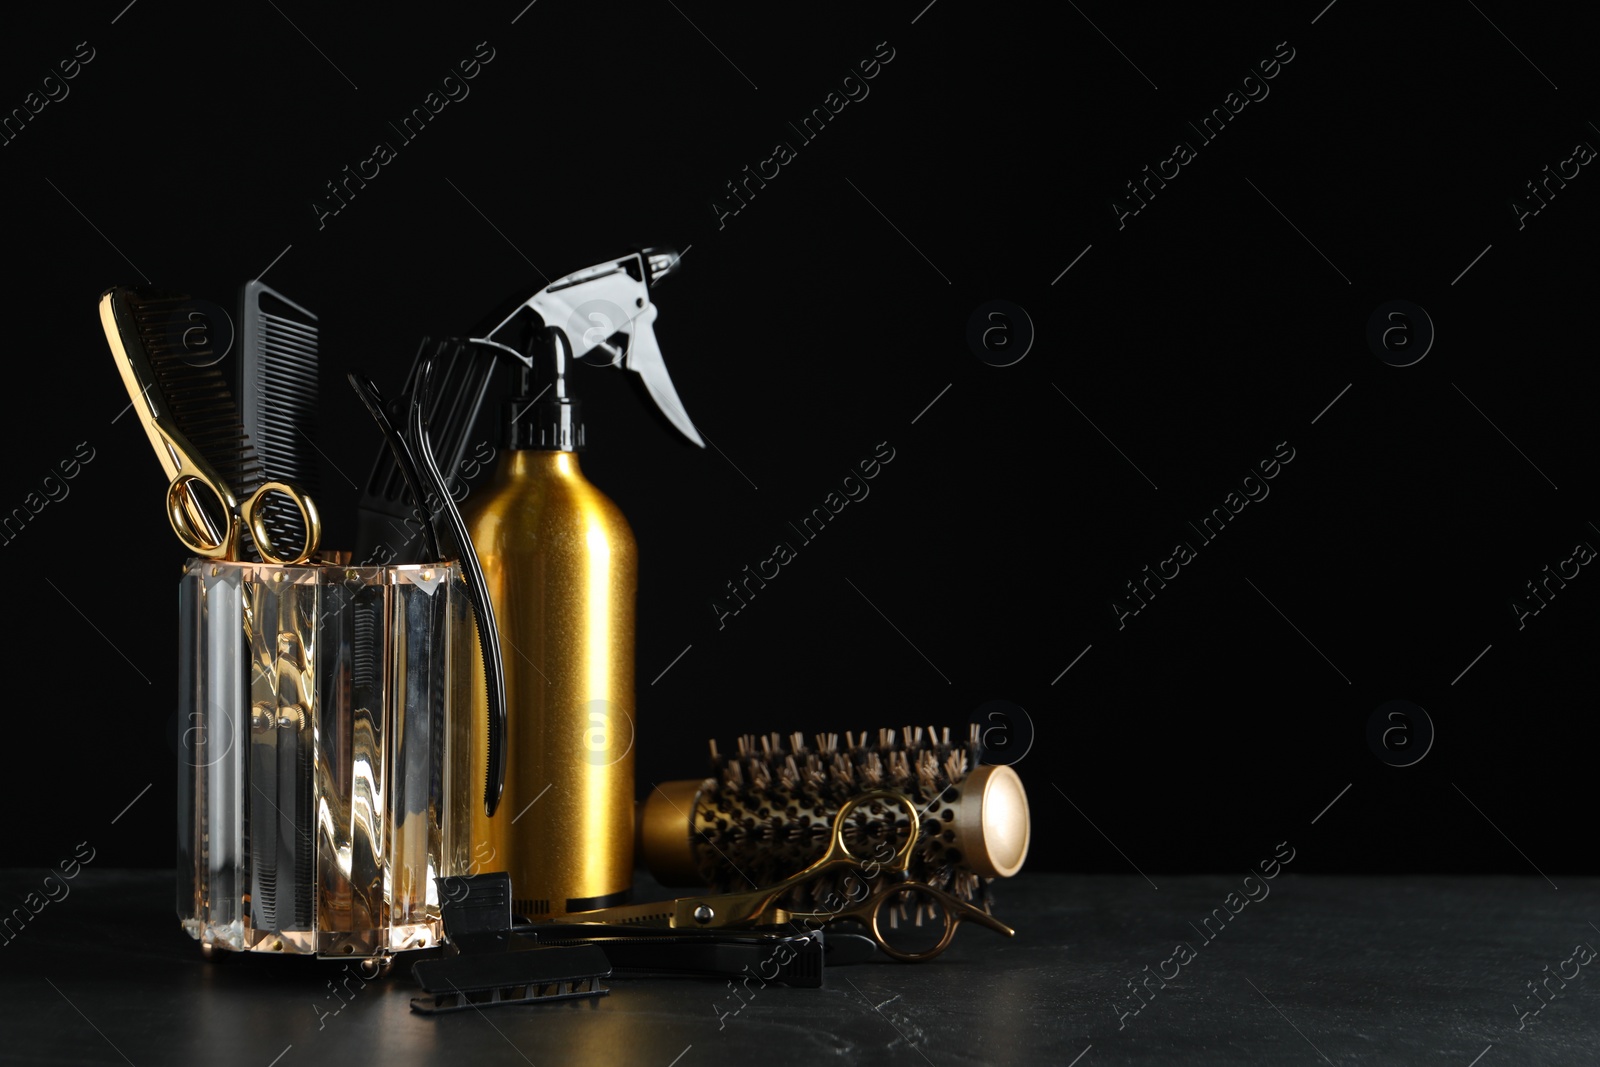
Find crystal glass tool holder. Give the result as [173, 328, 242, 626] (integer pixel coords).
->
[176, 558, 477, 961]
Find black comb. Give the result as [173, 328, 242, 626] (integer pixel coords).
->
[279, 717, 315, 929]
[248, 733, 279, 930]
[239, 282, 320, 555]
[249, 642, 318, 933]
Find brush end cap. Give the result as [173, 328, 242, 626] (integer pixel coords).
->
[954, 764, 1030, 878]
[637, 779, 706, 886]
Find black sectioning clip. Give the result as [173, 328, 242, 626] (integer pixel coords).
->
[410, 873, 610, 1013]
[410, 946, 612, 1014]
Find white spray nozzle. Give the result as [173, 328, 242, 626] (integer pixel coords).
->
[484, 250, 704, 448]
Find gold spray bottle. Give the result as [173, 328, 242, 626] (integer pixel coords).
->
[463, 250, 702, 917]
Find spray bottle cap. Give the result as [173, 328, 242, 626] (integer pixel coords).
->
[471, 248, 704, 453]
[486, 328, 585, 452]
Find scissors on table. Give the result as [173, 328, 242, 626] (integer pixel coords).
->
[547, 790, 1014, 962]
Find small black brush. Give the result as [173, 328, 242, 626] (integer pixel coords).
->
[347, 371, 442, 563]
[354, 337, 496, 564]
[347, 356, 508, 816]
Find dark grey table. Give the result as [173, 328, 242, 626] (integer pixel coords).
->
[2, 870, 1596, 1065]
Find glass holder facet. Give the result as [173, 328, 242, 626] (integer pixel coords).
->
[176, 558, 476, 962]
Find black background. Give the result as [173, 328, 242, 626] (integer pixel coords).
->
[4, 1, 1596, 879]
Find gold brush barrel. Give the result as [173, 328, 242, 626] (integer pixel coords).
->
[637, 728, 1031, 904]
[466, 451, 637, 917]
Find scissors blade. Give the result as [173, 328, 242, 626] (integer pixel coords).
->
[545, 899, 690, 928]
[552, 885, 782, 930]
[953, 902, 1015, 937]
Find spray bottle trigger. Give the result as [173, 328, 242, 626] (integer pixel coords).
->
[625, 304, 704, 448]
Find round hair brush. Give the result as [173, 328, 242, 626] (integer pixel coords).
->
[637, 725, 1030, 914]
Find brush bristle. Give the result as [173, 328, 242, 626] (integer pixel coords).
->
[693, 723, 991, 909]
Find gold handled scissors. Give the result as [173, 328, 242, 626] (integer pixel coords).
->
[101, 287, 321, 565]
[550, 790, 1013, 961]
[162, 429, 321, 565]
[773, 877, 1013, 963]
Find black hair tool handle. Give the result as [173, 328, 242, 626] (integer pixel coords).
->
[512, 925, 825, 986]
[434, 873, 824, 986]
[346, 372, 443, 564]
[409, 356, 508, 818]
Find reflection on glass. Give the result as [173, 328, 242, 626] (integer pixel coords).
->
[176, 559, 474, 962]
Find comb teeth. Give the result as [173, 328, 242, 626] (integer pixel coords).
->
[281, 722, 314, 928]
[351, 602, 377, 690]
[241, 282, 320, 554]
[124, 288, 267, 555]
[249, 730, 279, 930]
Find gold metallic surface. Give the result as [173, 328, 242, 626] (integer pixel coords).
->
[952, 764, 1031, 878]
[555, 791, 1014, 962]
[465, 451, 637, 916]
[640, 759, 1032, 883]
[636, 779, 705, 885]
[559, 791, 921, 928]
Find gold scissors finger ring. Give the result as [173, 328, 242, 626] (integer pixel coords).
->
[779, 879, 1015, 963]
[165, 444, 320, 566]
